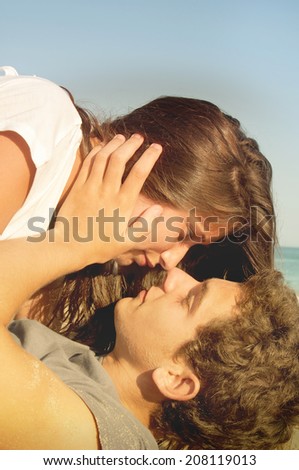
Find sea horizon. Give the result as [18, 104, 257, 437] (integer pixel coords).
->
[275, 245, 299, 294]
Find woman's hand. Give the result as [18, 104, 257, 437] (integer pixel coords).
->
[55, 134, 163, 267]
[0, 134, 162, 324]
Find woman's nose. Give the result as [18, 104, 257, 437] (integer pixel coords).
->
[159, 244, 190, 270]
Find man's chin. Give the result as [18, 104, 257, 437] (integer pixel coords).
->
[114, 296, 132, 313]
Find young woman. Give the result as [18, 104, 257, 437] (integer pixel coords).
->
[0, 66, 275, 334]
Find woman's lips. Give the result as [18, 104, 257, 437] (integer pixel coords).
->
[134, 253, 157, 268]
[135, 253, 155, 267]
[135, 253, 147, 266]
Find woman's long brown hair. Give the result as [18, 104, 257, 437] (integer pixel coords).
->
[29, 95, 276, 338]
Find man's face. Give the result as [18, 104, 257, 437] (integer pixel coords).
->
[113, 268, 241, 370]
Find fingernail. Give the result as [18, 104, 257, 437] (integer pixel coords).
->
[150, 143, 162, 150]
[132, 133, 144, 140]
[114, 134, 126, 141]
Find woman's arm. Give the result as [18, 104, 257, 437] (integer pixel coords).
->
[0, 131, 100, 448]
[0, 131, 36, 233]
[0, 233, 81, 325]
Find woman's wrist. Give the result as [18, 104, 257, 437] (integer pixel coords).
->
[50, 226, 110, 268]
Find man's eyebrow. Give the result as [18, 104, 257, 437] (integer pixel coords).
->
[189, 280, 209, 312]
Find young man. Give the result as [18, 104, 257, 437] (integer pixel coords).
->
[1, 261, 299, 449]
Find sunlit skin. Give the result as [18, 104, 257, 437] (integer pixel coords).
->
[104, 267, 241, 376]
[114, 195, 227, 270]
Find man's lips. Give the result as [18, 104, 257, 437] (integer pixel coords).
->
[138, 289, 148, 303]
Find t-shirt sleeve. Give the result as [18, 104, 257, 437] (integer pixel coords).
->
[0, 73, 82, 167]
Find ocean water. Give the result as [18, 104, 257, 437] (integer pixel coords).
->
[275, 246, 299, 294]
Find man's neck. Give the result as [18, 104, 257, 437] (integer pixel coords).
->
[102, 352, 159, 428]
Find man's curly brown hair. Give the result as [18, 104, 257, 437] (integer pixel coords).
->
[152, 270, 299, 449]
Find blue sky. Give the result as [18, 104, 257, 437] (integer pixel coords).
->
[1, 0, 298, 246]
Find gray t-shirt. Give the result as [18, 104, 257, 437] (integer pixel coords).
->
[8, 319, 158, 450]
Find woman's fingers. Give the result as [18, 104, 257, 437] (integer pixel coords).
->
[73, 144, 104, 187]
[81, 136, 161, 200]
[59, 134, 163, 264]
[100, 133, 145, 189]
[75, 134, 130, 188]
[86, 134, 126, 186]
[120, 143, 162, 198]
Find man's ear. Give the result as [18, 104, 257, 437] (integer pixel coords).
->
[152, 364, 200, 402]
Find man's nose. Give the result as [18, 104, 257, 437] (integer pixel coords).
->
[159, 244, 190, 270]
[163, 267, 197, 293]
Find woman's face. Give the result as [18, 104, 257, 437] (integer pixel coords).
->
[115, 195, 226, 270]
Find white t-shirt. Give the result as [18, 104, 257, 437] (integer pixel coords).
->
[0, 66, 82, 239]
